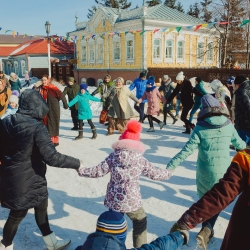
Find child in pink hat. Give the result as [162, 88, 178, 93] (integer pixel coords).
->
[78, 120, 172, 248]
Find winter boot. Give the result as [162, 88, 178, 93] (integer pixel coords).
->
[92, 129, 97, 139]
[0, 242, 13, 250]
[43, 232, 71, 250]
[158, 121, 165, 129]
[75, 130, 83, 140]
[163, 111, 167, 125]
[182, 125, 191, 134]
[168, 111, 178, 124]
[147, 127, 155, 132]
[71, 126, 78, 131]
[196, 227, 214, 250]
[106, 128, 114, 136]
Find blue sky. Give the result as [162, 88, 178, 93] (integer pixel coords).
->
[1, 0, 197, 36]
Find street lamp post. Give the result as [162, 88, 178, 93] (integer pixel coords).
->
[45, 21, 51, 78]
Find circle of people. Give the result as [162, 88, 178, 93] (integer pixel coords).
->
[0, 70, 249, 250]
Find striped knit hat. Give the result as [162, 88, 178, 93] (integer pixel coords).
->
[96, 210, 127, 242]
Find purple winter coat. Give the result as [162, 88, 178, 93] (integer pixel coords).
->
[78, 139, 172, 213]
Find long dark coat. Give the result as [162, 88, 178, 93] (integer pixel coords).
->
[63, 83, 80, 110]
[159, 83, 175, 111]
[0, 89, 80, 210]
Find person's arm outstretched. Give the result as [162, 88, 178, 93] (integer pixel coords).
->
[68, 95, 79, 108]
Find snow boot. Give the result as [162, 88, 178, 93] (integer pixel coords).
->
[158, 121, 165, 129]
[0, 242, 13, 250]
[182, 125, 191, 134]
[147, 127, 155, 132]
[43, 232, 71, 250]
[92, 129, 97, 139]
[75, 130, 83, 140]
[71, 126, 78, 131]
[196, 227, 214, 250]
[168, 111, 178, 124]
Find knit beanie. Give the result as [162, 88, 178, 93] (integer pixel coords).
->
[234, 75, 247, 85]
[81, 78, 86, 83]
[80, 83, 88, 91]
[11, 90, 20, 98]
[162, 75, 169, 80]
[68, 77, 75, 83]
[120, 120, 142, 141]
[176, 71, 184, 81]
[139, 71, 147, 78]
[195, 77, 202, 84]
[201, 94, 220, 109]
[96, 210, 127, 242]
[9, 95, 19, 105]
[147, 76, 155, 86]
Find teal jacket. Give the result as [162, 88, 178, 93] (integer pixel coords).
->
[194, 81, 207, 103]
[167, 115, 246, 198]
[68, 91, 101, 120]
[10, 79, 22, 93]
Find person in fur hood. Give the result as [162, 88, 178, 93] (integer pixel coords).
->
[77, 120, 172, 248]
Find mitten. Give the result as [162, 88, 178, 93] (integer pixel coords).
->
[179, 230, 189, 245]
[170, 222, 182, 233]
[101, 96, 106, 102]
[77, 161, 85, 174]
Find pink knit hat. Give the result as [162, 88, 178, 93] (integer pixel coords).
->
[120, 120, 142, 141]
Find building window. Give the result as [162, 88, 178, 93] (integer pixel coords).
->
[125, 33, 134, 63]
[114, 42, 120, 60]
[97, 43, 104, 62]
[165, 40, 173, 59]
[88, 38, 95, 64]
[177, 41, 184, 60]
[207, 42, 213, 62]
[81, 40, 87, 64]
[153, 39, 161, 59]
[14, 61, 18, 75]
[21, 60, 25, 76]
[102, 20, 106, 27]
[197, 42, 204, 61]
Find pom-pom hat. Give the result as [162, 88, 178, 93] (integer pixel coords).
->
[120, 120, 142, 141]
[96, 210, 127, 242]
[80, 83, 88, 91]
[147, 76, 155, 86]
[176, 71, 184, 81]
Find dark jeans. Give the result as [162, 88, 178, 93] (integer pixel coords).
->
[71, 109, 78, 127]
[23, 80, 30, 87]
[2, 199, 52, 247]
[79, 119, 95, 130]
[202, 213, 220, 232]
[181, 105, 194, 128]
[134, 103, 145, 121]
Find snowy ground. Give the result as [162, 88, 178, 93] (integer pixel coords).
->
[0, 83, 235, 250]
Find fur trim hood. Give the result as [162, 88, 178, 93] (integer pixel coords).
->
[112, 139, 145, 154]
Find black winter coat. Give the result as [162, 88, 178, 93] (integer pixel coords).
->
[63, 84, 80, 110]
[167, 80, 202, 107]
[234, 81, 250, 131]
[0, 89, 80, 210]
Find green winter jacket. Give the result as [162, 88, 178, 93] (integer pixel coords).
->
[63, 84, 80, 110]
[167, 115, 246, 198]
[68, 92, 101, 120]
[194, 81, 207, 103]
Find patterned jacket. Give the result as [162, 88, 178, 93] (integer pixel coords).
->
[78, 139, 172, 213]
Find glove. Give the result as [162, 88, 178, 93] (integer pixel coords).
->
[179, 230, 189, 245]
[77, 161, 85, 174]
[170, 222, 182, 233]
[101, 97, 105, 102]
[170, 223, 189, 245]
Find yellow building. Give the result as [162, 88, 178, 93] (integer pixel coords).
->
[68, 4, 220, 85]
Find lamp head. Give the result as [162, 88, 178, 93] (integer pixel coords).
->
[45, 21, 51, 35]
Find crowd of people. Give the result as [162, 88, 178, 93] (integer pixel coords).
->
[0, 69, 250, 250]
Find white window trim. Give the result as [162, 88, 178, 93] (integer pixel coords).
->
[207, 40, 214, 64]
[112, 34, 121, 64]
[21, 60, 25, 76]
[14, 61, 18, 75]
[196, 36, 205, 64]
[125, 33, 134, 63]
[96, 37, 104, 64]
[81, 39, 87, 65]
[152, 32, 162, 64]
[165, 33, 174, 63]
[176, 34, 185, 64]
[88, 38, 95, 64]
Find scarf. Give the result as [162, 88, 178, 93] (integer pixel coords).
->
[39, 84, 62, 125]
[146, 86, 156, 92]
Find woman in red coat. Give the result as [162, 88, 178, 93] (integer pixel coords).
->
[38, 75, 68, 146]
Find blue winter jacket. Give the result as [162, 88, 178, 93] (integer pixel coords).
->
[68, 91, 101, 120]
[75, 231, 184, 250]
[1, 105, 18, 119]
[129, 78, 148, 103]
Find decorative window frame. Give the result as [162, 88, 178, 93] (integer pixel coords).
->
[152, 32, 162, 64]
[206, 39, 214, 64]
[112, 34, 121, 64]
[81, 39, 87, 65]
[88, 38, 95, 64]
[14, 61, 18, 75]
[125, 33, 134, 64]
[165, 33, 174, 63]
[176, 34, 185, 64]
[102, 19, 106, 28]
[21, 60, 25, 76]
[96, 37, 104, 64]
[197, 36, 205, 64]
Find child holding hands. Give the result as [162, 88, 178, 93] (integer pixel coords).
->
[78, 120, 172, 248]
